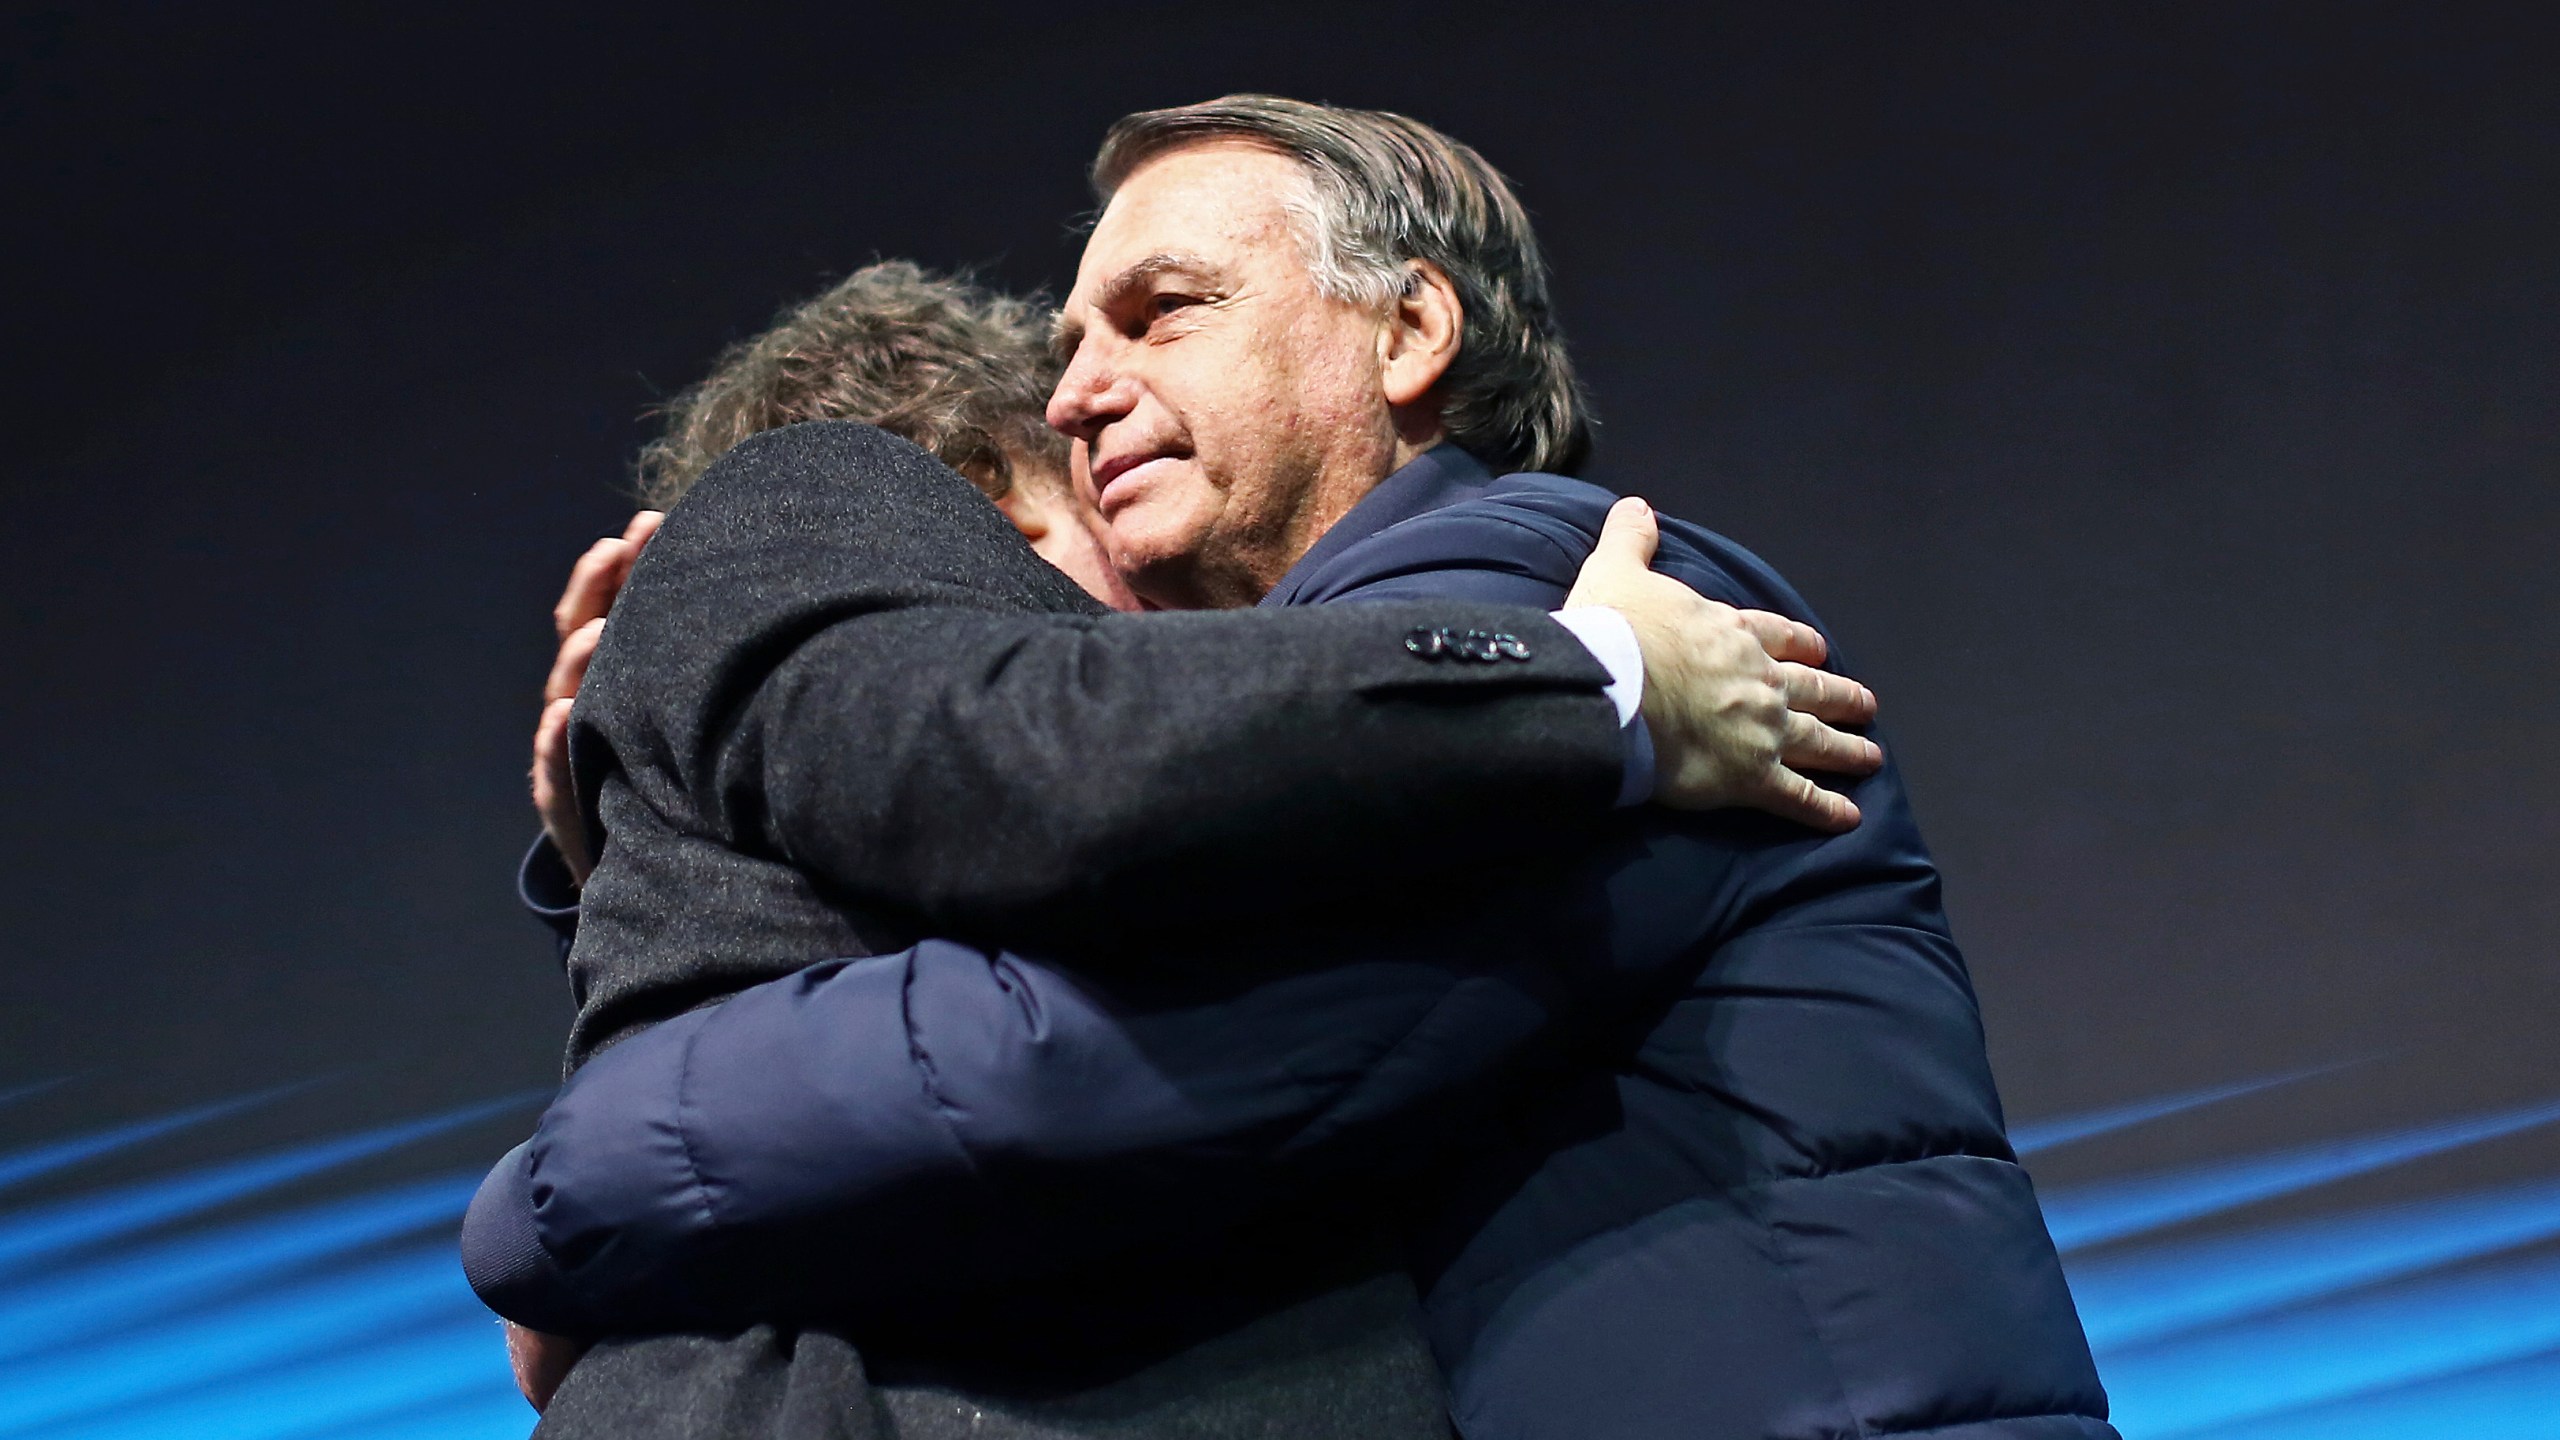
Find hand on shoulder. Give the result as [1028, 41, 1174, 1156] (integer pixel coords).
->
[1566, 497, 1882, 830]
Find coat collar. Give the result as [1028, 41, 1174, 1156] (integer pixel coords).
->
[1260, 444, 1496, 608]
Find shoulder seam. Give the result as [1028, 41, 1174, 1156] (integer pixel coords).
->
[1389, 503, 1593, 576]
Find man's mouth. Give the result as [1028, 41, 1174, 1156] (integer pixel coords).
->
[1089, 450, 1185, 510]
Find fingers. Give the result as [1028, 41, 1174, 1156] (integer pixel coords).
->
[544, 616, 606, 707]
[1777, 661, 1877, 726]
[1781, 708, 1885, 776]
[553, 538, 626, 641]
[1734, 609, 1827, 666]
[552, 512, 659, 642]
[533, 696, 575, 791]
[532, 695, 590, 884]
[1757, 766, 1863, 833]
[531, 696, 574, 817]
[532, 514, 653, 885]
[505, 1320, 545, 1410]
[506, 1321, 587, 1413]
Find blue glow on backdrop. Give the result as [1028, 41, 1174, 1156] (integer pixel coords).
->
[2009, 1061, 2366, 1158]
[2039, 1098, 2560, 1252]
[0, 1087, 305, 1197]
[0, 1085, 71, 1116]
[0, 1073, 2550, 1438]
[0, 1089, 536, 1440]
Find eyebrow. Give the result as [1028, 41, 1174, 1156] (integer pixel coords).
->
[1051, 251, 1225, 362]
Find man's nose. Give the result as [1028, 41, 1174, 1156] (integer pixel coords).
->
[1046, 338, 1132, 441]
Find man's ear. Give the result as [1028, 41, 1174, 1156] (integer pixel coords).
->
[991, 481, 1053, 542]
[1380, 260, 1463, 410]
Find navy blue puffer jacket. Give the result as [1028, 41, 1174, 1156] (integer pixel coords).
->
[1268, 448, 2112, 1440]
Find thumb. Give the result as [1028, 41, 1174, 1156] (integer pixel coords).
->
[1589, 495, 1660, 571]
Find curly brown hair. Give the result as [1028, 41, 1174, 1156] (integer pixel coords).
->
[635, 261, 1066, 509]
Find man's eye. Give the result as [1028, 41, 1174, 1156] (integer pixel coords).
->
[1149, 293, 1200, 319]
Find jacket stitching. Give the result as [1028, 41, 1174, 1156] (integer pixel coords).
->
[671, 1010, 720, 1235]
[1273, 992, 1465, 1157]
[1369, 502, 1595, 581]
[901, 950, 985, 1179]
[1430, 1153, 2038, 1305]
[1735, 1168, 1873, 1438]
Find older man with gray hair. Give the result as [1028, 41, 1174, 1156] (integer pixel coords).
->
[483, 96, 2112, 1440]
[1036, 93, 2111, 1439]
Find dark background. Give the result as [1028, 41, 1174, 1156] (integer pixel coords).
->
[2, 2, 2552, 1204]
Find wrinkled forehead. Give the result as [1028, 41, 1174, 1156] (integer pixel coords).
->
[1070, 140, 1311, 302]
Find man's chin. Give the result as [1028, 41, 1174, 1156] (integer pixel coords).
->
[1117, 559, 1194, 610]
[1113, 545, 1210, 611]
[1106, 515, 1216, 609]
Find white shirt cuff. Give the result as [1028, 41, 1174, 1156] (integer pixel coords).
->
[1550, 606, 1644, 727]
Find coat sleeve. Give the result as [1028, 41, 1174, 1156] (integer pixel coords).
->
[573, 421, 1628, 950]
[516, 834, 580, 965]
[726, 604, 1628, 948]
[462, 926, 1578, 1333]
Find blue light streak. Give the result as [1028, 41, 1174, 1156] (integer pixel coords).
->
[2096, 1251, 2560, 1436]
[0, 1086, 304, 1197]
[2039, 1095, 2560, 1251]
[0, 1081, 69, 1114]
[2066, 1176, 2560, 1352]
[0, 1093, 541, 1276]
[0, 1241, 487, 1433]
[0, 1173, 480, 1363]
[11, 1320, 516, 1440]
[291, 1388, 534, 1440]
[2011, 1060, 2361, 1157]
[2165, 1349, 2560, 1440]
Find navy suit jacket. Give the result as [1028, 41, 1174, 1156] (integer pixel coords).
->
[468, 446, 2111, 1440]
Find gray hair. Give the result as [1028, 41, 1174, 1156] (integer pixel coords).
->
[1092, 95, 1593, 476]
